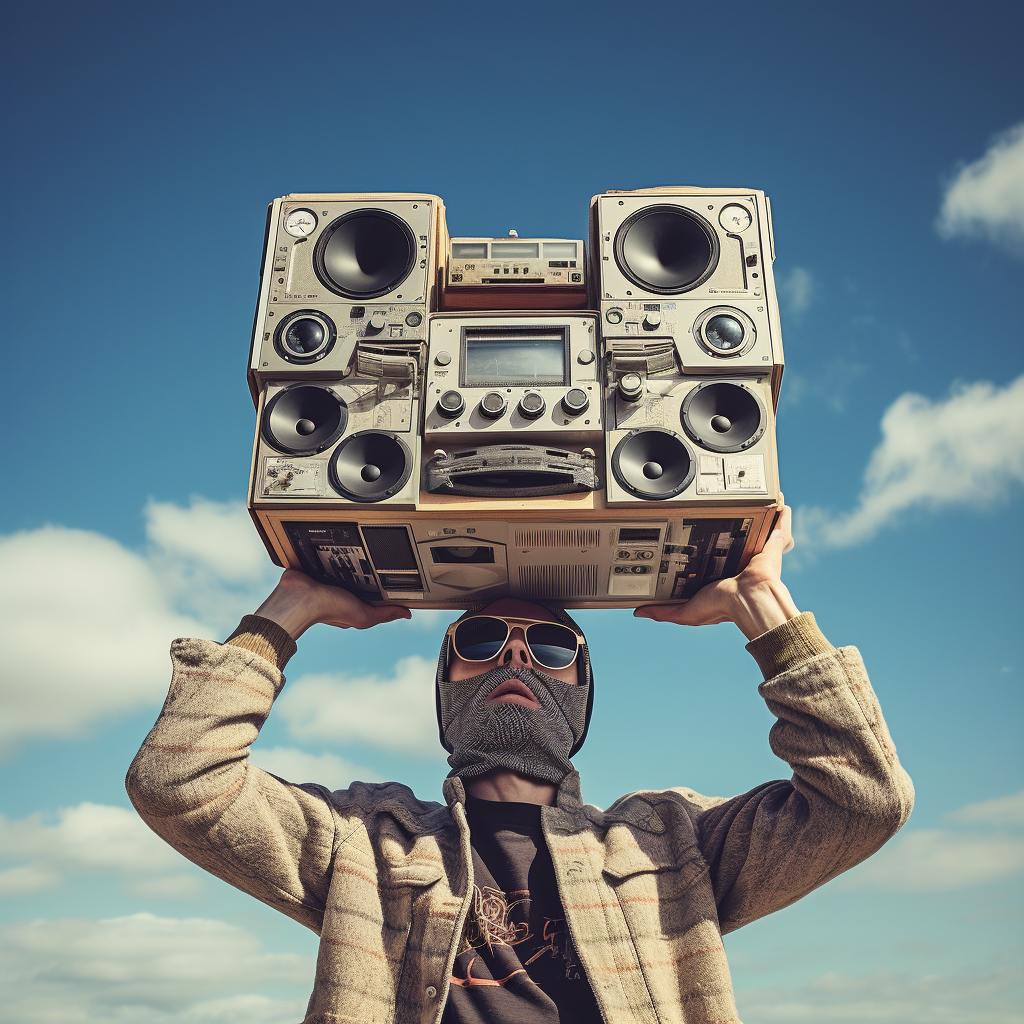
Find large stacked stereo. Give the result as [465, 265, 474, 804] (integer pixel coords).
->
[247, 187, 784, 608]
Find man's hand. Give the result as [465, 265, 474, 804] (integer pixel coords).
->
[254, 569, 411, 640]
[634, 504, 799, 641]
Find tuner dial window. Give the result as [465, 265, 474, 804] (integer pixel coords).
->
[480, 392, 507, 419]
[518, 391, 546, 419]
[437, 390, 465, 418]
[561, 388, 589, 416]
[284, 208, 318, 237]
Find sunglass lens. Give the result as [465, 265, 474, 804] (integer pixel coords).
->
[453, 617, 508, 662]
[526, 623, 578, 669]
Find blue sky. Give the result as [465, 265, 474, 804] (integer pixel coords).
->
[1, 2, 1022, 1021]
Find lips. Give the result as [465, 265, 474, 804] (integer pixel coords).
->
[485, 677, 541, 709]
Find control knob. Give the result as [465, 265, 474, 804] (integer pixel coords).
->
[479, 392, 507, 419]
[642, 310, 662, 331]
[561, 388, 589, 416]
[518, 391, 546, 419]
[366, 311, 387, 333]
[437, 390, 465, 418]
[617, 372, 644, 403]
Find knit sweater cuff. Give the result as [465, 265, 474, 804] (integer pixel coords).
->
[745, 611, 835, 680]
[225, 614, 297, 670]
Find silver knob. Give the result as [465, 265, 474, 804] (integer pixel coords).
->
[642, 311, 662, 330]
[617, 372, 644, 402]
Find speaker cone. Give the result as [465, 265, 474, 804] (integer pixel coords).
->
[681, 382, 766, 453]
[695, 306, 755, 358]
[611, 428, 695, 500]
[314, 210, 416, 299]
[329, 431, 413, 502]
[614, 205, 719, 294]
[262, 385, 348, 455]
[274, 310, 336, 364]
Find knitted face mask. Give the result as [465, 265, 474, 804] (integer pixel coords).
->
[436, 662, 590, 783]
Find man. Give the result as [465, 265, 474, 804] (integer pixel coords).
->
[127, 507, 913, 1023]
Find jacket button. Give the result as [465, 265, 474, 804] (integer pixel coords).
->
[426, 985, 438, 999]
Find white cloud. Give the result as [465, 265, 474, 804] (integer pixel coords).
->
[779, 266, 814, 313]
[796, 374, 1024, 548]
[0, 498, 278, 749]
[249, 746, 382, 787]
[0, 913, 311, 1023]
[277, 655, 444, 757]
[948, 789, 1024, 827]
[739, 968, 1023, 1023]
[841, 829, 1024, 891]
[938, 123, 1024, 252]
[0, 802, 194, 896]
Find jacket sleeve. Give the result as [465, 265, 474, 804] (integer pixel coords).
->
[692, 612, 914, 934]
[125, 616, 351, 934]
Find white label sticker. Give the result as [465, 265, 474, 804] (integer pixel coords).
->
[697, 454, 726, 494]
[262, 458, 325, 496]
[724, 454, 766, 491]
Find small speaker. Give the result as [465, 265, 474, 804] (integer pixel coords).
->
[262, 384, 348, 456]
[274, 310, 337, 364]
[328, 430, 413, 502]
[681, 381, 765, 453]
[614, 205, 720, 294]
[314, 210, 417, 299]
[611, 428, 696, 500]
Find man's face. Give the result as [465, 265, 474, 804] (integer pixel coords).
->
[447, 598, 581, 705]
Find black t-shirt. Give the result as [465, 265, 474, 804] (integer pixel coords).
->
[441, 796, 602, 1024]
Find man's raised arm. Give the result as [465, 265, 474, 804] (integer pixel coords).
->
[635, 506, 915, 932]
[125, 571, 409, 932]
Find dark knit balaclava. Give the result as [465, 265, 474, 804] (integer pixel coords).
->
[435, 604, 593, 783]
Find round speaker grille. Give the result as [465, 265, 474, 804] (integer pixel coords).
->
[273, 309, 337, 364]
[328, 431, 413, 502]
[694, 306, 756, 358]
[314, 210, 417, 299]
[614, 205, 719, 294]
[611, 428, 695, 500]
[262, 385, 348, 456]
[681, 382, 766, 453]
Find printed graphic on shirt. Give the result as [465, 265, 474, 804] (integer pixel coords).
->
[451, 884, 584, 987]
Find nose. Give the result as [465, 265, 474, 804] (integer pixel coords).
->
[499, 627, 533, 670]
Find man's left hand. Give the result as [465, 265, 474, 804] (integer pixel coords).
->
[634, 504, 799, 641]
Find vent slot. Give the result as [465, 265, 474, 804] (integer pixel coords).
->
[514, 528, 602, 549]
[519, 564, 598, 597]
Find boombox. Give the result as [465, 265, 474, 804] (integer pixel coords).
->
[246, 188, 785, 609]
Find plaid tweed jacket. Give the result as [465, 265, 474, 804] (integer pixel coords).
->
[127, 612, 913, 1024]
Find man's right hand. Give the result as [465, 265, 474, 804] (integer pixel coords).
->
[254, 569, 411, 640]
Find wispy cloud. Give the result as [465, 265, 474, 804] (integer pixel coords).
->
[796, 374, 1024, 549]
[277, 655, 444, 757]
[937, 122, 1024, 254]
[948, 789, 1024, 827]
[739, 967, 1023, 1023]
[248, 746, 382, 787]
[0, 802, 198, 897]
[778, 266, 814, 314]
[0, 914, 311, 1023]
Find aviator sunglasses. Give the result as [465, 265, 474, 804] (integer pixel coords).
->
[447, 615, 585, 671]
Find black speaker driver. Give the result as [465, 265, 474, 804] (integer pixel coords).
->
[313, 210, 417, 299]
[614, 205, 719, 294]
[328, 431, 413, 503]
[273, 309, 337, 364]
[262, 385, 348, 456]
[681, 381, 766, 453]
[611, 428, 695, 500]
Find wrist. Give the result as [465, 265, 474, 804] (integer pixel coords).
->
[254, 580, 323, 640]
[728, 578, 800, 641]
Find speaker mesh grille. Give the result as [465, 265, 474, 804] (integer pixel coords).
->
[519, 564, 598, 597]
[514, 528, 602, 549]
[362, 526, 417, 570]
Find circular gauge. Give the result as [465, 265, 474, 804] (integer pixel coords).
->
[694, 306, 756, 358]
[719, 205, 752, 233]
[284, 208, 318, 238]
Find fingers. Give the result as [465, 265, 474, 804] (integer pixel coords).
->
[634, 602, 703, 625]
[357, 603, 412, 629]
